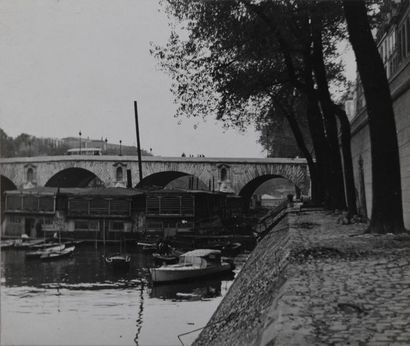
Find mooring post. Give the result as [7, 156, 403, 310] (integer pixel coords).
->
[134, 100, 143, 182]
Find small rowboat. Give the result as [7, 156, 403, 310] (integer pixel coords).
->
[40, 246, 75, 261]
[1, 240, 15, 249]
[105, 254, 131, 271]
[150, 249, 234, 283]
[152, 247, 183, 266]
[26, 244, 66, 259]
[137, 242, 157, 252]
[13, 239, 46, 249]
[207, 242, 242, 256]
[152, 253, 180, 265]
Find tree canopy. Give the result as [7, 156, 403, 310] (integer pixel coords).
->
[153, 0, 406, 233]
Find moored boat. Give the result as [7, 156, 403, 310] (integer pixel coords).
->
[152, 252, 180, 266]
[40, 246, 75, 261]
[137, 242, 158, 253]
[221, 242, 242, 256]
[207, 241, 242, 256]
[26, 244, 66, 259]
[152, 245, 183, 266]
[1, 240, 15, 249]
[13, 239, 46, 249]
[105, 254, 131, 271]
[29, 241, 61, 250]
[150, 249, 234, 283]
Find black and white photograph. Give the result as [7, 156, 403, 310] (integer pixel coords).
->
[1, 0, 410, 345]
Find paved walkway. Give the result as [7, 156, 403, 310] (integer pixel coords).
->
[194, 211, 410, 346]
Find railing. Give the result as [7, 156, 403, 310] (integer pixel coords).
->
[254, 199, 288, 239]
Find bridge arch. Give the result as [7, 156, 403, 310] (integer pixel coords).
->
[45, 168, 104, 188]
[1, 174, 17, 191]
[136, 171, 207, 190]
[239, 174, 302, 207]
[1, 175, 17, 223]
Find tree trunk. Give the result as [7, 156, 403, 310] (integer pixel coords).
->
[285, 110, 322, 204]
[333, 105, 357, 217]
[273, 96, 323, 203]
[305, 92, 331, 206]
[303, 52, 334, 208]
[311, 14, 351, 212]
[344, 0, 405, 233]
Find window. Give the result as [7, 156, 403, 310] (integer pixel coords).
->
[110, 221, 124, 232]
[27, 168, 34, 182]
[90, 198, 109, 215]
[39, 196, 54, 212]
[110, 199, 129, 215]
[89, 221, 99, 231]
[23, 195, 37, 211]
[220, 168, 227, 181]
[116, 167, 123, 181]
[74, 220, 99, 231]
[146, 196, 160, 215]
[41, 218, 53, 225]
[161, 196, 180, 214]
[181, 196, 194, 215]
[74, 220, 89, 230]
[8, 215, 21, 224]
[407, 16, 410, 55]
[398, 25, 407, 61]
[68, 198, 89, 215]
[6, 195, 21, 210]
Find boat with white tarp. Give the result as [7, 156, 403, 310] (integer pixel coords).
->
[150, 249, 234, 283]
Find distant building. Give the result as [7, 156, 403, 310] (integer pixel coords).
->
[260, 194, 282, 208]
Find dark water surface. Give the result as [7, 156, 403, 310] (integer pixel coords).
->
[1, 244, 244, 346]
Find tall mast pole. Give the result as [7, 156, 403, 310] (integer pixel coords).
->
[134, 100, 143, 182]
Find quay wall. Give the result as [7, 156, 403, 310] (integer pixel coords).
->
[193, 211, 295, 345]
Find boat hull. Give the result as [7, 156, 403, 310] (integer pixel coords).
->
[13, 239, 46, 249]
[40, 246, 75, 261]
[26, 244, 66, 259]
[1, 240, 15, 249]
[150, 262, 233, 283]
[152, 252, 181, 266]
[105, 256, 131, 271]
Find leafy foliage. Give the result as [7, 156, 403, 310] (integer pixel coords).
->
[152, 0, 346, 141]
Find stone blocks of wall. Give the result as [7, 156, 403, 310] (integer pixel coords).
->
[193, 213, 293, 346]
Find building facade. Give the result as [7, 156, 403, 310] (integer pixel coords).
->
[349, 0, 410, 227]
[2, 187, 145, 241]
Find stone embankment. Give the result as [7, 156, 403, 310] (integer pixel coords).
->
[194, 210, 410, 346]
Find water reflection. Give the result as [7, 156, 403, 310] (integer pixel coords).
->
[1, 245, 153, 288]
[134, 281, 145, 346]
[150, 273, 234, 300]
[1, 245, 238, 346]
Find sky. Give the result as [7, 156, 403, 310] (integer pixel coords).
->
[0, 0, 267, 157]
[0, 0, 355, 158]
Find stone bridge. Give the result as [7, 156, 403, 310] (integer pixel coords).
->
[0, 155, 310, 200]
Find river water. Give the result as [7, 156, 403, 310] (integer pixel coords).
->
[1, 244, 244, 346]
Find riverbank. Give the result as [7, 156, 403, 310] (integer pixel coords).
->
[194, 210, 410, 345]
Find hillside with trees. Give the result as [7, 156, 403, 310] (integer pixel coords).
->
[0, 128, 151, 158]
